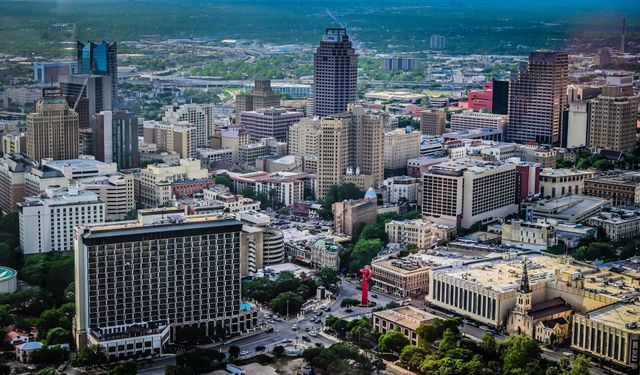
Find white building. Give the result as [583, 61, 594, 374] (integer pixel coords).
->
[384, 175, 420, 204]
[25, 157, 118, 196]
[19, 186, 105, 254]
[422, 158, 517, 229]
[587, 209, 640, 242]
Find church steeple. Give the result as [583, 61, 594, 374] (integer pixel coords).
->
[518, 259, 531, 293]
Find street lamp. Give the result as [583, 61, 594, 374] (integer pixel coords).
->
[286, 299, 290, 321]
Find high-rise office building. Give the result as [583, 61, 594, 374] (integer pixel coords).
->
[346, 105, 385, 183]
[95, 111, 139, 169]
[420, 110, 446, 136]
[316, 117, 349, 199]
[384, 128, 422, 174]
[163, 104, 215, 149]
[380, 57, 421, 71]
[73, 213, 256, 359]
[507, 51, 568, 145]
[313, 28, 358, 117]
[430, 35, 446, 49]
[76, 41, 118, 105]
[235, 80, 281, 124]
[239, 108, 303, 142]
[26, 96, 80, 162]
[491, 80, 510, 115]
[315, 105, 384, 199]
[59, 74, 113, 126]
[589, 75, 639, 152]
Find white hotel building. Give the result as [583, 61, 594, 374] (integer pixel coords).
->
[19, 185, 105, 254]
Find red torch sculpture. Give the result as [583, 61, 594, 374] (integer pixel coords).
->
[359, 267, 373, 306]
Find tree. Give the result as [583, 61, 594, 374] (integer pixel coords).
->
[70, 345, 107, 370]
[228, 345, 241, 359]
[500, 336, 543, 375]
[348, 239, 383, 273]
[480, 332, 497, 360]
[37, 369, 59, 375]
[359, 223, 388, 244]
[46, 327, 71, 346]
[274, 271, 301, 295]
[270, 291, 304, 316]
[242, 277, 275, 303]
[340, 298, 360, 308]
[109, 360, 138, 375]
[214, 172, 234, 191]
[437, 328, 458, 355]
[399, 345, 427, 371]
[165, 364, 193, 375]
[416, 318, 462, 345]
[239, 185, 256, 199]
[378, 329, 410, 354]
[565, 355, 590, 375]
[316, 267, 339, 288]
[272, 345, 285, 356]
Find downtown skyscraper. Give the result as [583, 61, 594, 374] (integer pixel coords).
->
[313, 28, 358, 118]
[507, 51, 568, 145]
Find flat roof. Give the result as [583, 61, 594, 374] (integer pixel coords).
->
[374, 306, 438, 331]
[435, 252, 626, 296]
[82, 216, 241, 239]
[587, 302, 640, 333]
[540, 168, 595, 177]
[0, 267, 17, 282]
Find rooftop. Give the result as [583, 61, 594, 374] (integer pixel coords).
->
[435, 252, 630, 296]
[586, 302, 640, 333]
[374, 306, 438, 331]
[540, 168, 596, 178]
[526, 195, 609, 221]
[428, 158, 510, 176]
[0, 267, 17, 282]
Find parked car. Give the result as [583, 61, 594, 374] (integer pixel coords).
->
[302, 336, 310, 342]
[281, 338, 292, 344]
[371, 294, 378, 298]
[292, 324, 299, 330]
[223, 340, 231, 345]
[255, 345, 266, 351]
[239, 350, 249, 356]
[314, 342, 324, 348]
[308, 331, 317, 337]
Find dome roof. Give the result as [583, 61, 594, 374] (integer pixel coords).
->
[364, 187, 377, 200]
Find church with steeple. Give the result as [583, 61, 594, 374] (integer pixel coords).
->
[507, 259, 573, 345]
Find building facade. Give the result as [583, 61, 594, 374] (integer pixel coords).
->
[96, 111, 139, 169]
[420, 110, 446, 136]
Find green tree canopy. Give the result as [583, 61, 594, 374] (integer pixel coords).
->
[348, 239, 383, 273]
[378, 329, 410, 354]
[270, 291, 304, 316]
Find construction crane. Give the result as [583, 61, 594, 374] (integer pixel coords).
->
[72, 71, 92, 111]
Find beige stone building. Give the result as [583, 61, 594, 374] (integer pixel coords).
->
[332, 198, 377, 236]
[139, 159, 209, 207]
[143, 120, 196, 159]
[385, 219, 442, 249]
[501, 219, 558, 251]
[450, 111, 508, 132]
[420, 110, 446, 136]
[384, 128, 421, 172]
[539, 168, 596, 198]
[317, 117, 349, 199]
[26, 97, 79, 163]
[79, 173, 135, 221]
[589, 75, 639, 152]
[288, 118, 320, 172]
[372, 306, 438, 346]
[572, 302, 640, 372]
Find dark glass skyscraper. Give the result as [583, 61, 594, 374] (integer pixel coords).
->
[313, 28, 358, 118]
[76, 41, 118, 106]
[491, 79, 509, 115]
[507, 51, 568, 145]
[95, 111, 139, 169]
